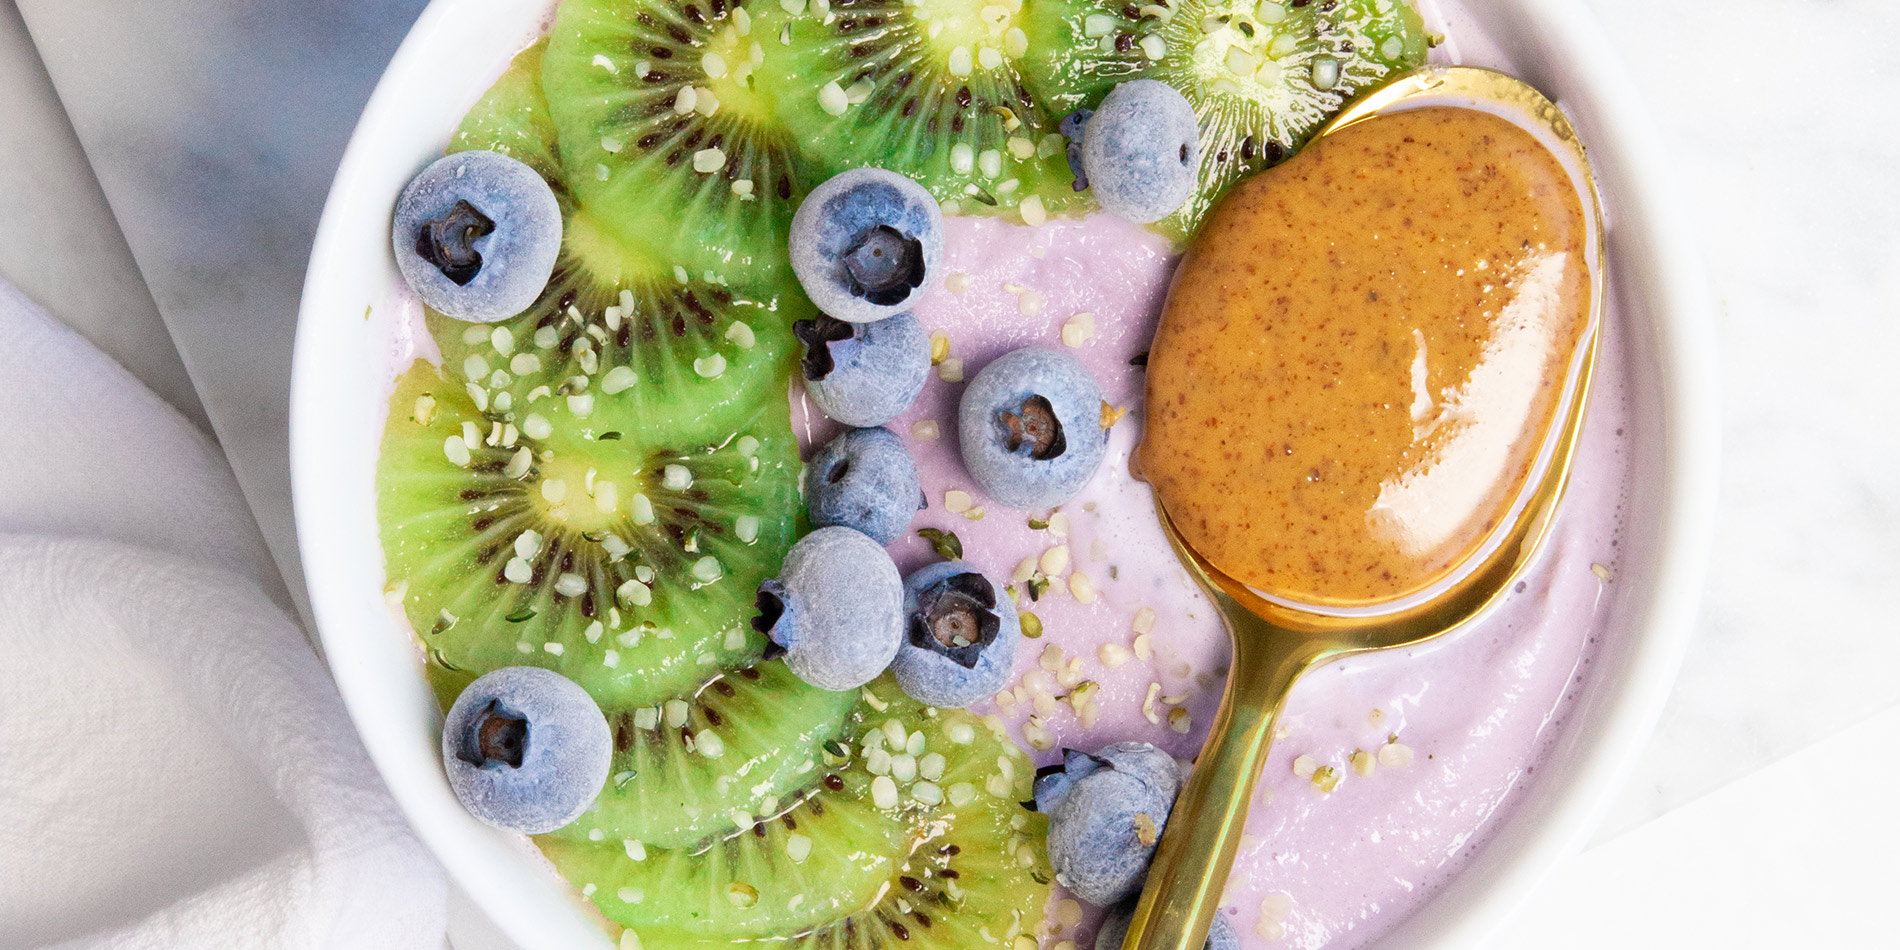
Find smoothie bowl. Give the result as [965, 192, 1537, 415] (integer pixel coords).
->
[290, 0, 1716, 947]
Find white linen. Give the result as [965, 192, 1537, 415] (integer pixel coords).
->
[0, 281, 445, 948]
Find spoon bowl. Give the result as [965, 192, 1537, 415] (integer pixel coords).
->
[1124, 66, 1605, 950]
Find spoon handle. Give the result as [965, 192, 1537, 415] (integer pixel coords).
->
[1123, 615, 1317, 950]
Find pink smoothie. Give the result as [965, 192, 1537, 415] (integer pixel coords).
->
[791, 53, 1630, 947]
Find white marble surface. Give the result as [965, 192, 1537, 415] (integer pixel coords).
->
[2, 0, 1895, 943]
[13, 0, 431, 625]
[1495, 702, 1900, 946]
[1580, 0, 1900, 840]
[0, 1, 207, 432]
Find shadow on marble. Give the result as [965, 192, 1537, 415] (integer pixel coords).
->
[15, 0, 433, 627]
[0, 0, 208, 432]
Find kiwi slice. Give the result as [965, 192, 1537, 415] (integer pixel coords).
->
[542, 0, 816, 284]
[426, 250, 802, 448]
[442, 34, 802, 438]
[540, 753, 912, 939]
[378, 360, 802, 709]
[548, 661, 859, 850]
[1019, 0, 1427, 234]
[450, 37, 563, 186]
[747, 0, 1079, 217]
[414, 23, 1055, 942]
[757, 797, 1053, 950]
[551, 800, 1047, 948]
[540, 678, 1051, 944]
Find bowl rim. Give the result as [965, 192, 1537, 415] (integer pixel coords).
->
[289, 0, 1718, 946]
[1378, 1, 1719, 945]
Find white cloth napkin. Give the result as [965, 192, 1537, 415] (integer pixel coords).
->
[0, 281, 446, 948]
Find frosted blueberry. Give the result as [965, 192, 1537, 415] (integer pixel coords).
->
[797, 311, 930, 426]
[753, 526, 904, 691]
[1036, 743, 1180, 815]
[441, 666, 612, 834]
[1043, 741, 1183, 906]
[1077, 81, 1201, 224]
[790, 168, 944, 323]
[1094, 899, 1239, 950]
[1061, 108, 1094, 192]
[892, 561, 1020, 708]
[393, 150, 561, 323]
[806, 427, 925, 545]
[1094, 742, 1184, 797]
[958, 347, 1108, 509]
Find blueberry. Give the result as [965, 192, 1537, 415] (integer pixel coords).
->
[753, 526, 904, 690]
[796, 311, 930, 426]
[1094, 900, 1239, 950]
[1032, 759, 1081, 815]
[790, 168, 944, 323]
[441, 666, 612, 834]
[892, 561, 1020, 708]
[1034, 743, 1179, 815]
[958, 347, 1108, 509]
[1095, 742, 1184, 795]
[393, 150, 561, 323]
[1043, 741, 1182, 906]
[1061, 108, 1095, 192]
[1077, 81, 1201, 224]
[806, 427, 925, 545]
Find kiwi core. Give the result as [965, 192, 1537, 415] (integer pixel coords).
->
[912, 0, 1031, 67]
[529, 448, 639, 535]
[701, 22, 776, 123]
[1182, 0, 1406, 120]
[565, 205, 668, 287]
[1182, 4, 1315, 102]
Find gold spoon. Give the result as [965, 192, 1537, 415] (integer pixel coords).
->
[1122, 66, 1606, 950]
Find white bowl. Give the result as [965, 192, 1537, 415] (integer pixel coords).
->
[291, 1, 1718, 946]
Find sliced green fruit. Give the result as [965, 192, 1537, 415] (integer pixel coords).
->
[1020, 0, 1428, 235]
[415, 17, 1057, 945]
[426, 237, 803, 447]
[379, 361, 801, 709]
[441, 32, 803, 438]
[756, 797, 1053, 950]
[1017, 0, 1147, 118]
[549, 661, 859, 850]
[540, 754, 911, 940]
[569, 799, 1050, 950]
[450, 36, 563, 186]
[543, 0, 817, 283]
[749, 0, 1081, 218]
[540, 677, 1051, 943]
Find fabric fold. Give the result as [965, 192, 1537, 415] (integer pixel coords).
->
[0, 282, 445, 949]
